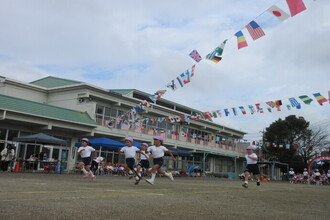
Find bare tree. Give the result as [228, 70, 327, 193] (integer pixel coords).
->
[296, 125, 330, 164]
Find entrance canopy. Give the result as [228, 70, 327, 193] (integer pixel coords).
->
[14, 133, 66, 145]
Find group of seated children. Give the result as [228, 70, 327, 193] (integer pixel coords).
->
[289, 168, 330, 185]
[93, 162, 150, 177]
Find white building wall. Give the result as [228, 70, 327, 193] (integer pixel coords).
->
[0, 83, 47, 102]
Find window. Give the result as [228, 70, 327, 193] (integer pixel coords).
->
[7, 130, 19, 141]
[0, 129, 7, 140]
[96, 105, 104, 114]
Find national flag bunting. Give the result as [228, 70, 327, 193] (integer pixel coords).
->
[288, 97, 300, 108]
[248, 105, 256, 114]
[224, 109, 230, 116]
[286, 0, 307, 17]
[313, 93, 327, 105]
[189, 49, 202, 63]
[191, 65, 196, 77]
[299, 95, 313, 104]
[274, 100, 282, 111]
[234, 31, 248, 49]
[246, 20, 265, 40]
[255, 103, 261, 112]
[232, 108, 237, 116]
[166, 80, 177, 91]
[180, 70, 191, 84]
[267, 5, 290, 21]
[266, 101, 275, 108]
[206, 40, 227, 63]
[239, 106, 247, 115]
[154, 90, 166, 99]
[176, 77, 184, 87]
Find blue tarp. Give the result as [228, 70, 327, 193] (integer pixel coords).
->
[75, 137, 125, 150]
[169, 148, 193, 157]
[188, 166, 200, 174]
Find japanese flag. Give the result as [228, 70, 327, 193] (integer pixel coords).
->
[267, 5, 290, 21]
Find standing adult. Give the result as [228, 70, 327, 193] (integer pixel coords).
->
[1, 144, 15, 172]
[77, 138, 97, 182]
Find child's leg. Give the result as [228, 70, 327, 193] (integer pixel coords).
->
[147, 165, 160, 182]
[136, 165, 142, 178]
[85, 165, 95, 178]
[78, 162, 89, 176]
[253, 174, 260, 181]
[244, 171, 250, 183]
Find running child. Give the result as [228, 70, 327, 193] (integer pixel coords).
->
[77, 138, 97, 182]
[289, 168, 295, 184]
[134, 142, 151, 185]
[242, 145, 260, 188]
[146, 136, 176, 185]
[119, 137, 148, 180]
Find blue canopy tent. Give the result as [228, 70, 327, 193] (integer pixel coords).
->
[75, 137, 125, 150]
[169, 148, 193, 157]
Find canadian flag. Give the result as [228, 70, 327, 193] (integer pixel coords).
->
[267, 5, 290, 21]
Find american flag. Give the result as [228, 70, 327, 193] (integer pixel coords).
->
[246, 21, 265, 40]
[189, 49, 202, 63]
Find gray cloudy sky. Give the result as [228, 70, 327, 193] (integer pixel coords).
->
[0, 0, 329, 141]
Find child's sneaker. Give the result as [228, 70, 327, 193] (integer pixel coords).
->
[82, 173, 89, 178]
[89, 176, 96, 182]
[134, 179, 140, 185]
[257, 181, 260, 186]
[166, 172, 174, 181]
[242, 183, 248, 188]
[146, 179, 154, 185]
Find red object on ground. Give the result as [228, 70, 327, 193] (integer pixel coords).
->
[14, 160, 21, 173]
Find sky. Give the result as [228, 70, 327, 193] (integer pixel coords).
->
[0, 0, 329, 142]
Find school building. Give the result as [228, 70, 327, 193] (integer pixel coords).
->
[0, 75, 248, 177]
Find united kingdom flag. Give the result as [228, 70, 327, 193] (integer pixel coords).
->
[189, 49, 202, 63]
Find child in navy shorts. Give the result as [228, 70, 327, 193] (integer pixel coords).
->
[119, 137, 148, 180]
[146, 136, 176, 185]
[134, 142, 150, 185]
[242, 145, 260, 188]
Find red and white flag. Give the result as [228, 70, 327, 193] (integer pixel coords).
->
[286, 0, 307, 17]
[191, 64, 196, 77]
[267, 5, 290, 21]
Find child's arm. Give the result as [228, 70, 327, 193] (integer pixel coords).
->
[137, 150, 149, 160]
[248, 155, 258, 161]
[167, 151, 176, 162]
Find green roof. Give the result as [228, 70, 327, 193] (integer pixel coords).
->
[29, 76, 82, 88]
[109, 89, 135, 95]
[0, 94, 96, 126]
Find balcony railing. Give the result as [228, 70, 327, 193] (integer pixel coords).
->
[96, 118, 246, 154]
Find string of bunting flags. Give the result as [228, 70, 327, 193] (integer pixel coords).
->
[115, 0, 320, 125]
[110, 91, 329, 131]
[164, 0, 311, 92]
